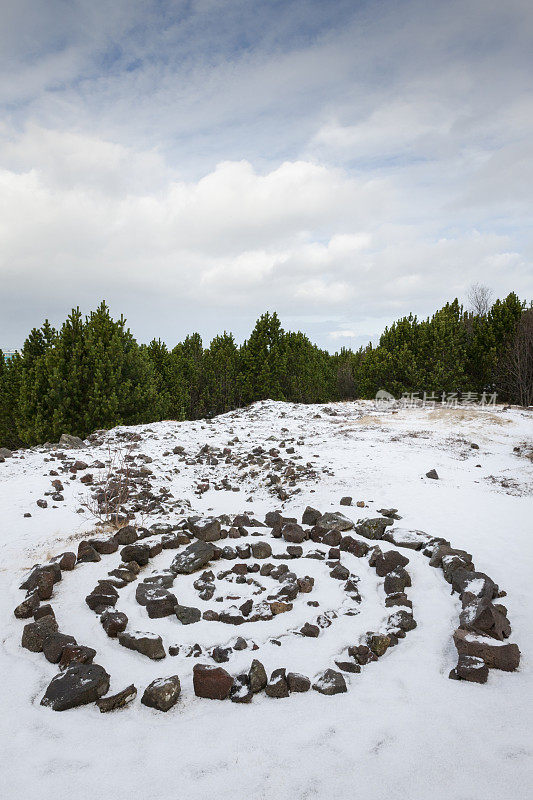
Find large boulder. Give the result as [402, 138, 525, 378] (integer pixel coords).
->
[41, 663, 110, 711]
[312, 669, 347, 695]
[453, 629, 520, 671]
[118, 631, 166, 660]
[171, 540, 215, 574]
[141, 676, 181, 711]
[193, 664, 233, 699]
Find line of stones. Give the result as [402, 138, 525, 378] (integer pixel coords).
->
[15, 509, 418, 710]
[352, 515, 521, 682]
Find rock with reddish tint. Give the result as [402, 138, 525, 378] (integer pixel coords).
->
[59, 645, 96, 669]
[118, 630, 166, 660]
[43, 633, 77, 663]
[41, 663, 110, 711]
[97, 684, 137, 712]
[265, 668, 290, 698]
[21, 615, 59, 652]
[312, 669, 347, 695]
[453, 629, 520, 671]
[193, 664, 233, 699]
[141, 676, 181, 711]
[287, 673, 311, 692]
[101, 609, 128, 637]
[449, 654, 489, 684]
[347, 645, 377, 665]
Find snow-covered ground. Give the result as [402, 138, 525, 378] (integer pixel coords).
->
[1, 400, 532, 800]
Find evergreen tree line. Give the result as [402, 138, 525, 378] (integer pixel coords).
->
[0, 293, 530, 449]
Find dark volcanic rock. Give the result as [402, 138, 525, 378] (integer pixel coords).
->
[59, 645, 96, 668]
[171, 540, 215, 574]
[249, 659, 268, 693]
[188, 517, 222, 542]
[118, 631, 166, 660]
[41, 663, 110, 711]
[287, 672, 311, 692]
[175, 604, 201, 625]
[97, 684, 137, 712]
[453, 629, 520, 671]
[312, 669, 347, 695]
[43, 632, 77, 663]
[101, 609, 128, 637]
[449, 654, 489, 684]
[141, 676, 181, 711]
[21, 615, 59, 652]
[302, 506, 321, 526]
[265, 668, 290, 698]
[120, 543, 150, 567]
[281, 523, 307, 544]
[374, 550, 409, 577]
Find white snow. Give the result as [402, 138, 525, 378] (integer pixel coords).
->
[0, 400, 532, 800]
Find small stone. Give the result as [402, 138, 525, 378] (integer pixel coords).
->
[287, 673, 311, 692]
[449, 654, 489, 684]
[426, 469, 439, 479]
[312, 669, 347, 695]
[265, 668, 290, 698]
[175, 604, 201, 625]
[97, 684, 137, 712]
[101, 610, 128, 637]
[118, 631, 166, 660]
[249, 659, 268, 693]
[300, 622, 320, 638]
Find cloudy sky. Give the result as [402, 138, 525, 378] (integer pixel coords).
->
[1, 0, 532, 350]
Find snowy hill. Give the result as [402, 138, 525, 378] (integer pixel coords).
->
[1, 400, 531, 800]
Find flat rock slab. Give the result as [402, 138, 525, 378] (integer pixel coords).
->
[97, 684, 137, 712]
[171, 541, 215, 574]
[41, 663, 110, 711]
[118, 630, 166, 660]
